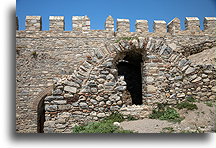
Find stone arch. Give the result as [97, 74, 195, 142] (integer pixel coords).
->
[32, 86, 52, 133]
[42, 37, 216, 133]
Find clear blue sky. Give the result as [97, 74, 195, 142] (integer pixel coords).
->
[16, 0, 216, 31]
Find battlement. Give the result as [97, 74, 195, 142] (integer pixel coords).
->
[16, 15, 216, 36]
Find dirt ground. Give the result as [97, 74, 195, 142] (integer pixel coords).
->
[120, 102, 215, 133]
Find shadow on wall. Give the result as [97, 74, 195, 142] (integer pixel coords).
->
[117, 51, 143, 105]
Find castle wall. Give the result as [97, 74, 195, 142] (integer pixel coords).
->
[16, 15, 216, 133]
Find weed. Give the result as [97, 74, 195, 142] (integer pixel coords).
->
[149, 107, 183, 123]
[176, 102, 198, 110]
[115, 36, 138, 43]
[186, 96, 196, 102]
[126, 115, 137, 121]
[31, 51, 38, 58]
[205, 101, 213, 107]
[72, 112, 134, 133]
[161, 127, 174, 133]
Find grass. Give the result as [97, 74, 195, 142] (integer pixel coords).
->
[176, 102, 198, 110]
[205, 101, 213, 107]
[161, 127, 174, 133]
[72, 112, 134, 133]
[115, 36, 138, 43]
[149, 107, 183, 123]
[31, 51, 38, 58]
[186, 96, 196, 102]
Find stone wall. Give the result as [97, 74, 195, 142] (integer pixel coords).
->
[16, 15, 216, 133]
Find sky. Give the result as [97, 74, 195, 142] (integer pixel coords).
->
[16, 0, 216, 32]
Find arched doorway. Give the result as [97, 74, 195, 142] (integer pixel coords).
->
[117, 51, 143, 105]
[37, 97, 45, 133]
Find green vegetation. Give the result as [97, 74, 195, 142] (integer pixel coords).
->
[186, 96, 196, 102]
[31, 51, 38, 58]
[72, 112, 134, 133]
[205, 101, 213, 107]
[176, 102, 198, 110]
[149, 107, 183, 123]
[161, 127, 174, 133]
[115, 36, 138, 43]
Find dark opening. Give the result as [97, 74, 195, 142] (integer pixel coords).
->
[117, 52, 143, 105]
[37, 98, 45, 133]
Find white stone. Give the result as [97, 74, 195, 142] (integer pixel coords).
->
[97, 113, 106, 118]
[64, 86, 77, 93]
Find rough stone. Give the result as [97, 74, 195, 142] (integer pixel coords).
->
[185, 67, 195, 75]
[97, 113, 106, 118]
[64, 86, 77, 93]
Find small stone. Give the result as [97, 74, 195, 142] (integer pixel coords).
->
[115, 86, 126, 91]
[106, 74, 114, 80]
[64, 93, 73, 99]
[79, 102, 88, 109]
[97, 113, 106, 118]
[53, 100, 67, 105]
[189, 74, 197, 81]
[90, 111, 97, 117]
[146, 76, 154, 83]
[56, 118, 66, 124]
[93, 117, 98, 120]
[113, 122, 120, 127]
[106, 100, 112, 105]
[99, 101, 105, 106]
[72, 102, 79, 107]
[96, 96, 104, 101]
[105, 82, 115, 86]
[117, 100, 123, 106]
[101, 70, 109, 75]
[182, 65, 189, 71]
[45, 96, 64, 101]
[201, 74, 208, 78]
[119, 76, 125, 81]
[90, 87, 98, 93]
[209, 95, 215, 100]
[64, 86, 77, 93]
[211, 86, 216, 92]
[53, 89, 63, 95]
[104, 61, 113, 68]
[192, 77, 202, 83]
[146, 85, 157, 93]
[44, 121, 55, 127]
[97, 78, 105, 83]
[203, 78, 210, 82]
[110, 106, 119, 111]
[90, 99, 97, 105]
[196, 87, 201, 91]
[58, 105, 71, 110]
[185, 67, 195, 75]
[204, 70, 212, 74]
[175, 76, 183, 80]
[45, 105, 57, 112]
[177, 93, 185, 98]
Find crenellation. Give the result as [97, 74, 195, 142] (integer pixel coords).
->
[117, 19, 130, 32]
[153, 20, 166, 33]
[15, 16, 216, 36]
[105, 15, 114, 31]
[203, 17, 216, 34]
[26, 16, 42, 31]
[135, 20, 148, 33]
[167, 17, 181, 35]
[49, 16, 65, 31]
[72, 16, 90, 31]
[185, 17, 200, 32]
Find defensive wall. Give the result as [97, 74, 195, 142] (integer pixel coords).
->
[16, 15, 216, 133]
